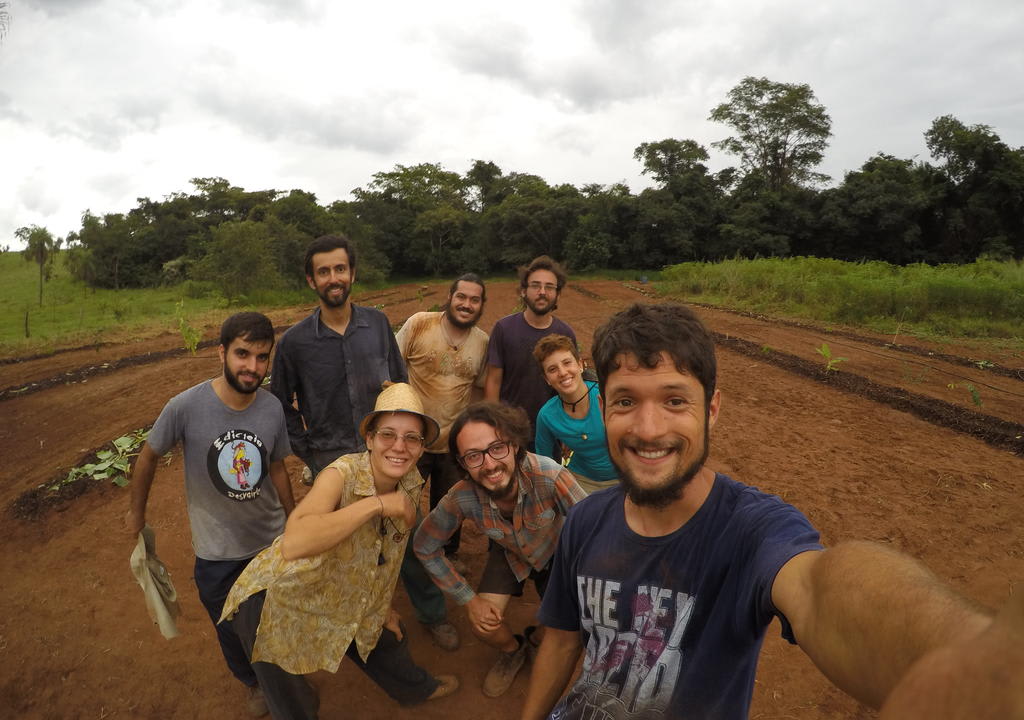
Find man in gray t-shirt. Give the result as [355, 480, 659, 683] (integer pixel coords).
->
[127, 312, 295, 718]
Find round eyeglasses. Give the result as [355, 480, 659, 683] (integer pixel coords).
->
[372, 428, 425, 448]
[458, 440, 511, 468]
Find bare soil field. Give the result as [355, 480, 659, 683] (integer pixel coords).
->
[1, 279, 1021, 719]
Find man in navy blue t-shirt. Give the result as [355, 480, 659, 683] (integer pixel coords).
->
[522, 303, 1017, 720]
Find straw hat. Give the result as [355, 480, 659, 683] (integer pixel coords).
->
[358, 382, 440, 446]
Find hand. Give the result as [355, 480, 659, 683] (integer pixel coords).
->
[125, 509, 145, 537]
[466, 595, 504, 636]
[383, 607, 403, 642]
[378, 491, 416, 528]
[880, 590, 1024, 719]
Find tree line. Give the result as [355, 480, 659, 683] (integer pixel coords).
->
[15, 77, 1024, 300]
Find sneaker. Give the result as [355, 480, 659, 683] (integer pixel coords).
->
[482, 635, 527, 698]
[427, 620, 460, 651]
[246, 685, 269, 718]
[428, 674, 460, 700]
[524, 625, 541, 661]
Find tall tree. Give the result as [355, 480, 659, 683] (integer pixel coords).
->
[709, 76, 832, 190]
[925, 116, 1024, 259]
[16, 225, 61, 305]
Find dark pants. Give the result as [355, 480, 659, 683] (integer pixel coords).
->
[194, 556, 258, 687]
[231, 592, 438, 719]
[416, 451, 461, 555]
[308, 449, 448, 627]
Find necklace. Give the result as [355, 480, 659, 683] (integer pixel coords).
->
[561, 382, 593, 414]
[439, 317, 463, 350]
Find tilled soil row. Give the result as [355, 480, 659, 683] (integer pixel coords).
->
[715, 332, 1024, 455]
[692, 301, 1023, 381]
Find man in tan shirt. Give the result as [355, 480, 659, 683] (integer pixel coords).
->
[396, 273, 489, 567]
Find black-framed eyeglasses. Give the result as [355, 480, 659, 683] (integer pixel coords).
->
[373, 428, 425, 449]
[458, 441, 512, 469]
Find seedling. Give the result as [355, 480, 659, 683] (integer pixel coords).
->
[54, 428, 149, 491]
[176, 300, 201, 355]
[816, 342, 846, 372]
[947, 382, 983, 407]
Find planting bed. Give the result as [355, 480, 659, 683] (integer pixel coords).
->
[1, 279, 1021, 719]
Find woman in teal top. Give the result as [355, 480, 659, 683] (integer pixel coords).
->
[532, 334, 618, 493]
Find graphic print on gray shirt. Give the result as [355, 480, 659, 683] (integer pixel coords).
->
[147, 381, 291, 561]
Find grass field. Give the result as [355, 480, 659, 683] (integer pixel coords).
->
[660, 256, 1024, 343]
[0, 251, 310, 355]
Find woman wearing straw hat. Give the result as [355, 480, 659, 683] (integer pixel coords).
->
[220, 383, 459, 719]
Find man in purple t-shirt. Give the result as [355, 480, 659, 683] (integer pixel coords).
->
[522, 303, 1020, 720]
[484, 256, 577, 442]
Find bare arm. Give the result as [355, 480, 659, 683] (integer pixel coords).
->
[521, 626, 582, 720]
[483, 364, 502, 403]
[279, 467, 414, 560]
[126, 442, 160, 536]
[269, 459, 295, 516]
[774, 541, 992, 709]
[880, 588, 1024, 719]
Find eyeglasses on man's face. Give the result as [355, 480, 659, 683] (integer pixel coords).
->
[458, 440, 512, 468]
[526, 281, 558, 293]
[372, 428, 425, 448]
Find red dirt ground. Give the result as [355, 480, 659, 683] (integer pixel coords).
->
[1, 279, 1022, 719]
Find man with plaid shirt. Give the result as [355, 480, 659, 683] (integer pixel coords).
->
[414, 402, 585, 698]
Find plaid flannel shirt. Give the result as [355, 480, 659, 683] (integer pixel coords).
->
[414, 451, 585, 605]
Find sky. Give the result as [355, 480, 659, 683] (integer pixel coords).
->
[2, 0, 1023, 249]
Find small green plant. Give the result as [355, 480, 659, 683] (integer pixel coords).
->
[900, 362, 931, 384]
[175, 300, 201, 355]
[816, 342, 846, 372]
[972, 359, 994, 370]
[760, 344, 774, 354]
[947, 382, 983, 407]
[55, 428, 149, 490]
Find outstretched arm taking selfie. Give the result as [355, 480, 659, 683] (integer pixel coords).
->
[773, 541, 994, 710]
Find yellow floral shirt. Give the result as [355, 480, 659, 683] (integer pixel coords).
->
[220, 452, 422, 674]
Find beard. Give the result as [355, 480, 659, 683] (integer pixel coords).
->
[616, 417, 710, 510]
[223, 362, 264, 394]
[444, 302, 481, 329]
[317, 281, 351, 308]
[471, 463, 519, 501]
[523, 294, 557, 316]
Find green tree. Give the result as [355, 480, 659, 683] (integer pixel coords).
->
[352, 163, 469, 276]
[192, 220, 282, 303]
[709, 76, 832, 190]
[817, 154, 936, 263]
[16, 225, 62, 305]
[925, 115, 1024, 259]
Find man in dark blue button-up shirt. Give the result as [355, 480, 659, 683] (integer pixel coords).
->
[269, 234, 459, 651]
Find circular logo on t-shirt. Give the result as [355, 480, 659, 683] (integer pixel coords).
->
[206, 429, 269, 501]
